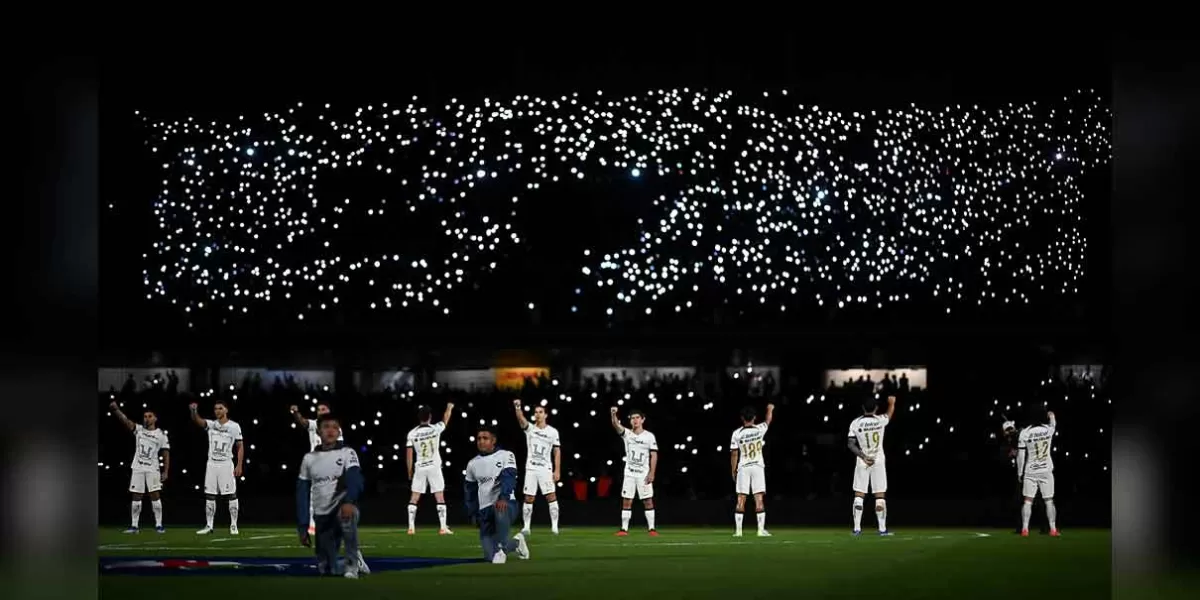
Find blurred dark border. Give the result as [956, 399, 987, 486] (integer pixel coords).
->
[8, 56, 98, 599]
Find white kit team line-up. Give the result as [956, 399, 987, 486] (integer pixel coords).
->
[110, 394, 1065, 562]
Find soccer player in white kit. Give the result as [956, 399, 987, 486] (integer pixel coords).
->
[847, 395, 896, 536]
[189, 400, 244, 535]
[289, 402, 342, 535]
[464, 425, 530, 564]
[405, 402, 455, 535]
[1017, 408, 1061, 537]
[512, 399, 562, 535]
[730, 403, 774, 537]
[610, 407, 659, 536]
[297, 414, 368, 578]
[110, 402, 170, 534]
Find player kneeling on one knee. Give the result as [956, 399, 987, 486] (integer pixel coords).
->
[297, 414, 369, 578]
[464, 425, 529, 564]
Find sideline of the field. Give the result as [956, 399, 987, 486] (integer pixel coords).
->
[100, 531, 992, 552]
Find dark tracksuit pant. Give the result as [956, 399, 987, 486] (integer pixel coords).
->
[477, 503, 520, 561]
[314, 505, 360, 574]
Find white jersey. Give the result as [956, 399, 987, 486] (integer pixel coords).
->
[522, 422, 561, 473]
[306, 418, 344, 452]
[298, 444, 361, 516]
[205, 419, 243, 463]
[464, 449, 518, 510]
[131, 425, 170, 473]
[1019, 416, 1057, 475]
[731, 423, 769, 469]
[848, 414, 890, 462]
[406, 422, 446, 470]
[620, 428, 658, 478]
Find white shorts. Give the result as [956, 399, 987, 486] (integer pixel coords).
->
[129, 470, 162, 494]
[523, 470, 556, 497]
[621, 475, 654, 500]
[411, 467, 445, 494]
[1022, 472, 1055, 499]
[735, 465, 767, 495]
[852, 460, 888, 495]
[204, 461, 237, 495]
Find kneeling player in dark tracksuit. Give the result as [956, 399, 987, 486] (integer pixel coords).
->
[297, 414, 370, 578]
[464, 425, 529, 564]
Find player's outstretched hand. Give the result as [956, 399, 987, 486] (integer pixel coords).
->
[513, 399, 521, 409]
[1047, 410, 1055, 420]
[887, 396, 897, 404]
[109, 401, 119, 411]
[289, 405, 298, 413]
[610, 407, 618, 415]
[299, 531, 312, 547]
[447, 401, 455, 410]
[188, 402, 198, 411]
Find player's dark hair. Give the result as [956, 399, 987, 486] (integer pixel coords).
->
[317, 401, 332, 411]
[143, 407, 157, 416]
[417, 406, 432, 422]
[740, 406, 757, 423]
[629, 409, 646, 419]
[317, 414, 340, 428]
[1025, 404, 1049, 426]
[214, 399, 228, 409]
[477, 424, 497, 438]
[862, 396, 878, 414]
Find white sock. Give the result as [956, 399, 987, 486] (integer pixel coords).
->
[757, 511, 766, 532]
[548, 501, 560, 531]
[1021, 500, 1032, 531]
[437, 504, 448, 530]
[734, 512, 744, 534]
[228, 499, 239, 527]
[620, 509, 631, 531]
[131, 501, 142, 528]
[1045, 499, 1057, 531]
[408, 504, 417, 530]
[852, 497, 864, 531]
[523, 503, 534, 531]
[875, 499, 887, 532]
[152, 500, 163, 527]
[645, 509, 656, 531]
[205, 500, 216, 528]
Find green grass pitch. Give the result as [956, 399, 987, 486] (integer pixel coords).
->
[100, 526, 1109, 599]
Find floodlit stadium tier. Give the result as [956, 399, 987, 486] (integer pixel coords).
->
[131, 89, 1109, 328]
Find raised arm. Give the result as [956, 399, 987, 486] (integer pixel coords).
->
[885, 396, 897, 421]
[289, 405, 309, 429]
[513, 399, 529, 430]
[188, 403, 207, 429]
[610, 407, 625, 435]
[109, 401, 137, 432]
[442, 401, 455, 428]
[764, 402, 775, 427]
